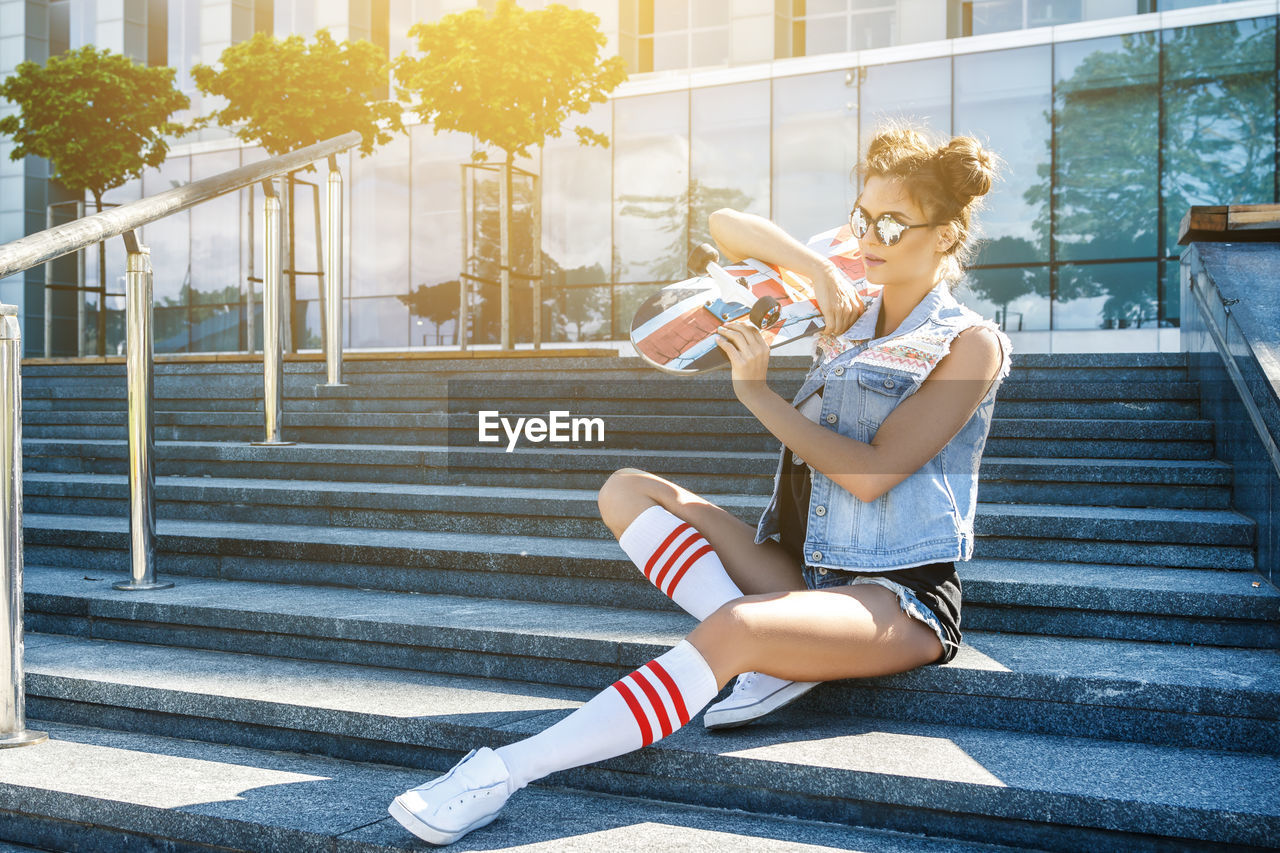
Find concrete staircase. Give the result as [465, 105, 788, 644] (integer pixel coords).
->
[4, 352, 1278, 852]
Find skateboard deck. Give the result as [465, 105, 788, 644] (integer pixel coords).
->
[629, 224, 877, 374]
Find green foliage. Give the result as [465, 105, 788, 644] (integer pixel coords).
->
[393, 0, 628, 162]
[0, 45, 189, 201]
[191, 29, 404, 162]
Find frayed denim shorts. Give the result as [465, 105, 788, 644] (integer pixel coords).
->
[802, 565, 956, 663]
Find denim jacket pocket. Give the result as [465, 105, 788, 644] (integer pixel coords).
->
[856, 368, 916, 437]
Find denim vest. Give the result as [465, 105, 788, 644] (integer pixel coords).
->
[754, 279, 1013, 570]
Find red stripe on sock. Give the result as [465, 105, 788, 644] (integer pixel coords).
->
[663, 543, 715, 598]
[629, 669, 673, 739]
[611, 678, 654, 746]
[644, 522, 691, 582]
[652, 529, 704, 592]
[646, 660, 690, 726]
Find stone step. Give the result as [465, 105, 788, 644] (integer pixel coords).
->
[23, 393, 1206, 421]
[22, 526, 1276, 647]
[24, 511, 1276, 646]
[23, 568, 1280, 753]
[22, 493, 1256, 570]
[19, 412, 1218, 460]
[20, 452, 1233, 513]
[18, 352, 1190, 389]
[19, 438, 1235, 505]
[1, 718, 970, 853]
[20, 643, 1273, 853]
[21, 374, 1204, 405]
[19, 636, 1278, 850]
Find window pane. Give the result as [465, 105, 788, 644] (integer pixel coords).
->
[1028, 0, 1082, 28]
[142, 156, 191, 309]
[287, 174, 322, 302]
[351, 133, 410, 297]
[691, 81, 770, 252]
[652, 32, 688, 70]
[955, 45, 1052, 265]
[691, 28, 729, 67]
[549, 283, 612, 343]
[349, 295, 409, 349]
[968, 0, 1023, 36]
[860, 57, 952, 151]
[1161, 17, 1276, 257]
[1054, 261, 1158, 330]
[772, 70, 859, 243]
[613, 92, 690, 284]
[543, 100, 612, 289]
[960, 266, 1050, 331]
[1053, 33, 1159, 262]
[692, 0, 730, 28]
[154, 306, 189, 354]
[189, 302, 243, 353]
[410, 124, 473, 343]
[801, 17, 849, 55]
[190, 150, 243, 309]
[653, 0, 689, 30]
[805, 0, 848, 15]
[850, 10, 893, 50]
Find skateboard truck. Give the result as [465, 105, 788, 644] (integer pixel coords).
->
[689, 243, 783, 330]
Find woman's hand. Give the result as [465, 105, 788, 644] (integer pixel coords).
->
[812, 264, 865, 338]
[715, 319, 771, 404]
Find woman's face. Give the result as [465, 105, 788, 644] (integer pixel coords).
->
[852, 175, 952, 289]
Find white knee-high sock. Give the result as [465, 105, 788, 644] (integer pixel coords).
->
[617, 505, 743, 620]
[495, 639, 719, 791]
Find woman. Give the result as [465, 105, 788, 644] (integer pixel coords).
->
[388, 124, 1013, 846]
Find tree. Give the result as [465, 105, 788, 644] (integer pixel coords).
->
[192, 29, 404, 350]
[394, 0, 627, 349]
[0, 45, 189, 355]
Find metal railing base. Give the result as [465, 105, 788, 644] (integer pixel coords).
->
[112, 580, 174, 591]
[249, 440, 297, 447]
[0, 729, 47, 748]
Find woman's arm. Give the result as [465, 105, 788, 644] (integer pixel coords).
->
[722, 323, 1005, 503]
[708, 208, 863, 337]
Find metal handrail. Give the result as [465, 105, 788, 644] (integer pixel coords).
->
[0, 131, 360, 280]
[0, 132, 361, 747]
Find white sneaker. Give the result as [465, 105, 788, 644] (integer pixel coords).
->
[702, 671, 820, 730]
[389, 747, 513, 846]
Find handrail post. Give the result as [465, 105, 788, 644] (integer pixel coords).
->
[254, 179, 294, 446]
[114, 232, 172, 592]
[323, 155, 346, 387]
[0, 304, 47, 748]
[43, 206, 53, 359]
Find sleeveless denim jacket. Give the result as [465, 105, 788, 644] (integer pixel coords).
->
[753, 279, 1013, 570]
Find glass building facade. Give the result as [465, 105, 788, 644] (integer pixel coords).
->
[5, 0, 1276, 356]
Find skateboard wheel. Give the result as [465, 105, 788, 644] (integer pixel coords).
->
[688, 242, 720, 275]
[750, 296, 781, 329]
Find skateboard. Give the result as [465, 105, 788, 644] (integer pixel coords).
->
[629, 224, 875, 374]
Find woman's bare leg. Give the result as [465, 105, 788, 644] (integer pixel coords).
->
[597, 467, 804, 596]
[688, 584, 946, 689]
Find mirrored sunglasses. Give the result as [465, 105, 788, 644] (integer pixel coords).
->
[849, 205, 940, 247]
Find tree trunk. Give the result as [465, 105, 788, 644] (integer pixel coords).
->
[500, 152, 512, 351]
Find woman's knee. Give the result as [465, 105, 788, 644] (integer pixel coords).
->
[598, 468, 665, 535]
[688, 596, 775, 680]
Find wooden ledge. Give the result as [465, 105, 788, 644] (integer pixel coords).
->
[1179, 204, 1280, 245]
